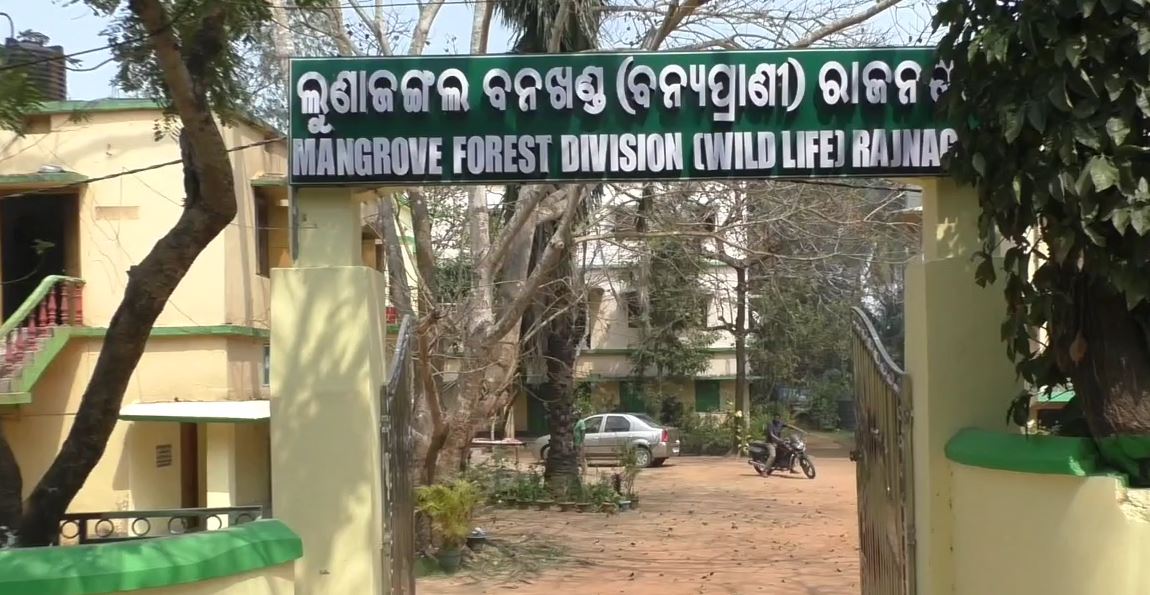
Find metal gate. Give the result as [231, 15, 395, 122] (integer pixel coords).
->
[850, 307, 915, 595]
[380, 315, 416, 595]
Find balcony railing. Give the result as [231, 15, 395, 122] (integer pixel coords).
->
[57, 505, 263, 545]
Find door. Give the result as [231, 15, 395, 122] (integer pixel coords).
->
[580, 415, 607, 458]
[694, 380, 721, 413]
[601, 414, 633, 456]
[525, 387, 549, 436]
[618, 381, 645, 413]
[850, 307, 915, 595]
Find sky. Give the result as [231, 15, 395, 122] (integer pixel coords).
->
[2, 1, 931, 101]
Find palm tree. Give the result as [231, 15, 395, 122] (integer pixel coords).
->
[495, 0, 601, 493]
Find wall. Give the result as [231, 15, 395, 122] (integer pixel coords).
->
[125, 421, 184, 510]
[0, 520, 300, 595]
[234, 423, 271, 508]
[947, 428, 1150, 595]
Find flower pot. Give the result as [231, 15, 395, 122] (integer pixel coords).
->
[504, 497, 518, 508]
[630, 498, 640, 510]
[574, 503, 591, 513]
[617, 500, 632, 512]
[437, 547, 464, 574]
[467, 528, 488, 551]
[534, 500, 554, 511]
[515, 500, 531, 510]
[558, 502, 576, 512]
[600, 502, 618, 514]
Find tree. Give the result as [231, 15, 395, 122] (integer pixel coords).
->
[628, 237, 717, 384]
[935, 0, 1150, 480]
[0, 0, 329, 546]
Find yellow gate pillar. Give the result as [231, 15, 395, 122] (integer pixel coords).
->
[904, 179, 1019, 595]
[270, 187, 390, 595]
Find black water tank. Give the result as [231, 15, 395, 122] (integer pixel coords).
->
[1, 32, 67, 102]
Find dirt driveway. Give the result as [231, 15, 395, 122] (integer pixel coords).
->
[420, 441, 859, 595]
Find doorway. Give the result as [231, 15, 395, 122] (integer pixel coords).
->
[0, 193, 79, 319]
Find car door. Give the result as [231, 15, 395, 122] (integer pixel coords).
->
[601, 415, 633, 456]
[581, 415, 607, 458]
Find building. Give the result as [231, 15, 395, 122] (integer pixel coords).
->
[0, 90, 399, 528]
[506, 192, 746, 436]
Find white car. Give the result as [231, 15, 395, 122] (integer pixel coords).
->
[531, 413, 680, 468]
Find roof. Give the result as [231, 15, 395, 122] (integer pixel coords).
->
[120, 400, 271, 423]
[28, 99, 284, 140]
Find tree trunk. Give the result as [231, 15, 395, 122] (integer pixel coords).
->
[15, 0, 238, 546]
[1053, 278, 1150, 484]
[734, 265, 749, 429]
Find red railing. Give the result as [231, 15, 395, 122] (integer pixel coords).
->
[0, 276, 85, 390]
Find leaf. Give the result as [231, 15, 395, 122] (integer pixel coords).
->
[1004, 108, 1024, 142]
[1048, 77, 1074, 112]
[1140, 28, 1150, 55]
[1133, 207, 1150, 236]
[1026, 101, 1048, 132]
[1063, 36, 1087, 67]
[1069, 330, 1087, 364]
[1138, 91, 1150, 118]
[1088, 155, 1119, 191]
[972, 152, 988, 176]
[1073, 122, 1101, 149]
[1101, 0, 1122, 14]
[1111, 207, 1132, 234]
[1104, 75, 1126, 101]
[1105, 118, 1130, 145]
[1082, 0, 1098, 16]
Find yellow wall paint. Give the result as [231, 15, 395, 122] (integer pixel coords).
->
[126, 422, 184, 511]
[951, 463, 1150, 595]
[904, 180, 1021, 595]
[235, 423, 271, 508]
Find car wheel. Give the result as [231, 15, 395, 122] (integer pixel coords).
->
[650, 458, 667, 468]
[632, 446, 653, 468]
[540, 444, 549, 462]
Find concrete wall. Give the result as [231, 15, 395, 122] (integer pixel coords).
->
[951, 463, 1150, 595]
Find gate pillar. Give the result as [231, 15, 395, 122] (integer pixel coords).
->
[904, 179, 1019, 595]
[270, 187, 390, 595]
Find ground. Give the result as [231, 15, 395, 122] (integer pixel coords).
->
[420, 437, 859, 595]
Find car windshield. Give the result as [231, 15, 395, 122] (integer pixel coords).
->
[632, 414, 661, 428]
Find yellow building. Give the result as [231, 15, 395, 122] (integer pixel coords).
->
[0, 99, 395, 530]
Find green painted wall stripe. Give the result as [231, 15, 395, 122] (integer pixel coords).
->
[0, 520, 302, 595]
[582, 347, 738, 356]
[0, 173, 90, 188]
[945, 427, 1101, 476]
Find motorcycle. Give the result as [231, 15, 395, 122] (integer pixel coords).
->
[747, 434, 816, 479]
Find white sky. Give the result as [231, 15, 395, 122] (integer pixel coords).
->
[3, 0, 933, 101]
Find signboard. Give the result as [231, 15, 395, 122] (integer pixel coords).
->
[289, 48, 954, 186]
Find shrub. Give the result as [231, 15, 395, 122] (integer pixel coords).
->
[416, 479, 482, 550]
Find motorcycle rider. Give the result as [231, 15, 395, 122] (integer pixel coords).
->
[763, 416, 802, 473]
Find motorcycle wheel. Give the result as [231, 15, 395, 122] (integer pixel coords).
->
[752, 462, 769, 477]
[799, 455, 816, 479]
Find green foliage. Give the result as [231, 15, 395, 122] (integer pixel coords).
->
[629, 239, 717, 379]
[81, 0, 329, 130]
[749, 275, 852, 398]
[434, 257, 473, 304]
[677, 414, 733, 455]
[934, 0, 1150, 394]
[0, 65, 42, 134]
[806, 372, 847, 431]
[416, 479, 482, 549]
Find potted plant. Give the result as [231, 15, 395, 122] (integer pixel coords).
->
[416, 479, 482, 574]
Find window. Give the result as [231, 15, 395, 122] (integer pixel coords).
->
[633, 414, 661, 429]
[604, 415, 631, 433]
[611, 204, 639, 233]
[255, 194, 270, 277]
[582, 416, 604, 433]
[262, 343, 270, 386]
[623, 290, 642, 328]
